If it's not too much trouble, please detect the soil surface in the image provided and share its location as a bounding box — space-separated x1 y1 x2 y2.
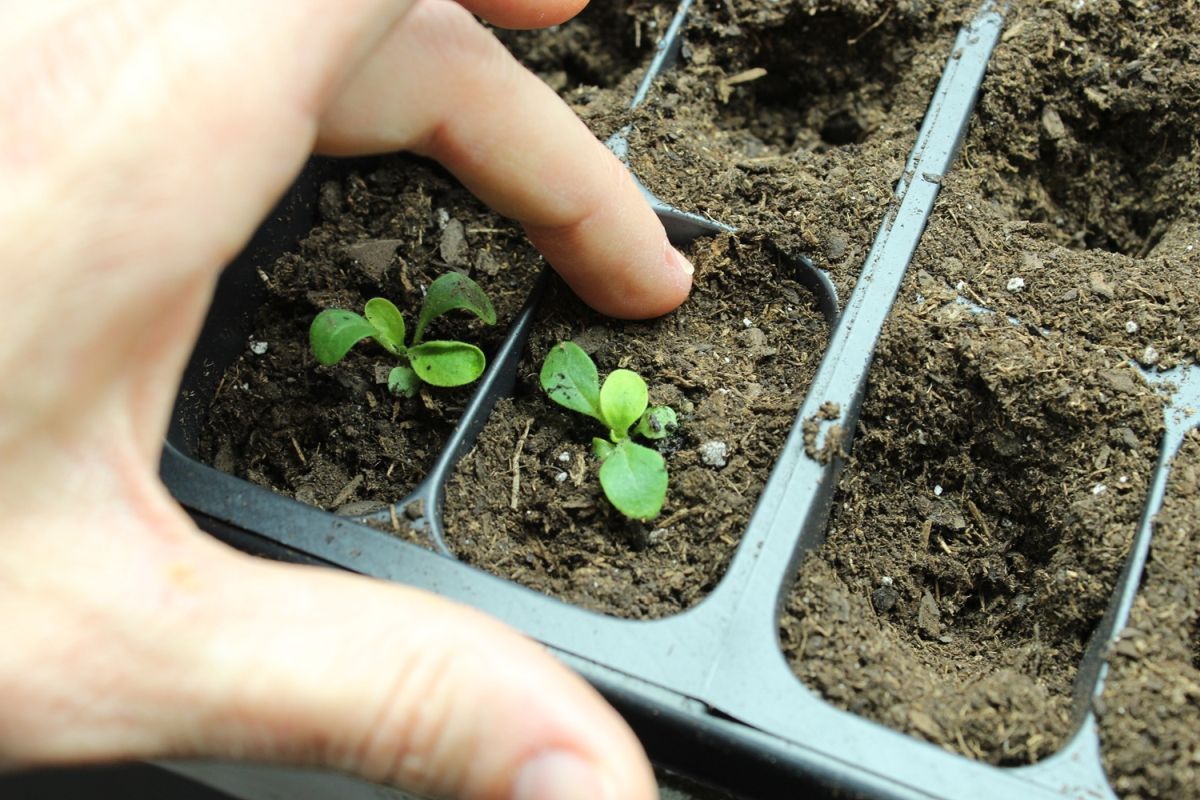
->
772 0 1195 767
778 0 1199 768
197 0 1200 777
1099 432 1200 800
197 158 545 512
441 236 828 618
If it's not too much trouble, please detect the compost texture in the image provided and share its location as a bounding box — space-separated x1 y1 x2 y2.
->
442 235 828 618
199 0 1200 774
197 159 544 512
1099 432 1200 800
775 0 1198 768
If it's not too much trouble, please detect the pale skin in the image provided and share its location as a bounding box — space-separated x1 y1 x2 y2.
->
0 2 694 799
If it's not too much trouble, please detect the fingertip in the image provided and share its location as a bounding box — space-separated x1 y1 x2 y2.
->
532 231 694 320
456 0 589 29
628 241 694 320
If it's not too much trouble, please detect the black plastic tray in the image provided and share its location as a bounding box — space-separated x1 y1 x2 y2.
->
162 2 1200 797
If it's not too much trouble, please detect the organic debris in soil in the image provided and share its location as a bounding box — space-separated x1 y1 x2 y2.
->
1100 432 1200 800
442 234 828 619
783 0 1198 766
783 297 1163 765
197 156 543 512
192 0 1200 772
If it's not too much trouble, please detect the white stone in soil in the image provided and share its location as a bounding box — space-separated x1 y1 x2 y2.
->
699 440 728 468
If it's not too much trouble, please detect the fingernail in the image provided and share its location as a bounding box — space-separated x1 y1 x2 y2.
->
666 242 695 276
513 751 612 800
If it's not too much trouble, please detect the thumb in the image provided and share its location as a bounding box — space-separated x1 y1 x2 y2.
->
184 551 657 800
1 497 654 800
175 552 654 800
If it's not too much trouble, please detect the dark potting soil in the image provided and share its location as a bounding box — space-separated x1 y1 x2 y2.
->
197 0 1200 775
440 235 828 618
780 0 1199 768
1099 432 1200 800
448 1 981 619
196 157 544 512
509 0 1200 768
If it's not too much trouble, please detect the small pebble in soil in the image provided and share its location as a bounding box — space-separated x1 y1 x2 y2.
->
1092 483 1108 496
872 585 899 614
743 317 753 328
1140 345 1161 366
555 472 568 483
825 233 848 261
1125 320 1139 334
248 340 269 355
439 218 469 267
1006 277 1026 292
918 591 942 639
934 484 943 496
557 451 571 463
1089 271 1116 299
699 440 728 468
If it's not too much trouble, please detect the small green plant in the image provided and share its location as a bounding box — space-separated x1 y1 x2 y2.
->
540 341 678 520
309 272 496 398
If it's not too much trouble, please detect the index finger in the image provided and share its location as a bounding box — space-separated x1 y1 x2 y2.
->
315 0 694 319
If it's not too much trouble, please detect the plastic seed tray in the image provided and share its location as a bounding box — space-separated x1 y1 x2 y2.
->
161 2 1200 797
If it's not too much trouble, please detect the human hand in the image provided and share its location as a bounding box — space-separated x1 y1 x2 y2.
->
0 1 684 798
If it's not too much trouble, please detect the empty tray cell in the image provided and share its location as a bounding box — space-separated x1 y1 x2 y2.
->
443 234 830 618
910 4 1199 370
781 0 1199 767
1100 431 1200 799
193 156 542 513
782 294 1164 764
696 1 974 149
618 0 982 287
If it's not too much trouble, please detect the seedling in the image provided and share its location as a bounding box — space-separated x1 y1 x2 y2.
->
309 272 496 398
540 341 678 520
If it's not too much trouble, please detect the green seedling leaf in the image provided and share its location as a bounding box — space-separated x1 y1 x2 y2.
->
599 369 648 439
364 297 406 355
598 440 668 520
387 365 420 398
407 341 487 387
636 406 678 440
310 309 377 366
540 341 603 422
413 272 497 344
540 341 680 520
